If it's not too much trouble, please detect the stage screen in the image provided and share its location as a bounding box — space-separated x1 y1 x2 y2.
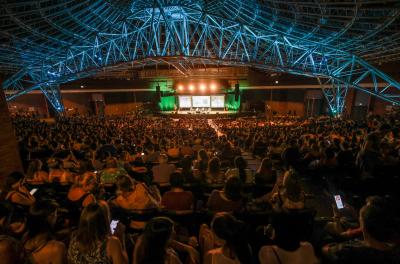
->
192 96 210 107
211 95 225 108
179 96 192 108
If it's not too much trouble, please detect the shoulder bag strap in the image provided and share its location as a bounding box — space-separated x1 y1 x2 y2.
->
271 247 283 264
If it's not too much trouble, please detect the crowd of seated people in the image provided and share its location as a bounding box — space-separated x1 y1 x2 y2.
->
0 112 399 263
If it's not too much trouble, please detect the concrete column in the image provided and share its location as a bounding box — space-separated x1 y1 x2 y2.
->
0 89 23 183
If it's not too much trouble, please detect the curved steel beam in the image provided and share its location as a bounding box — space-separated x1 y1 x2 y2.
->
2 2 400 114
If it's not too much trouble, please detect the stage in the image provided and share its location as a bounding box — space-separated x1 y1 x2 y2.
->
161 109 238 115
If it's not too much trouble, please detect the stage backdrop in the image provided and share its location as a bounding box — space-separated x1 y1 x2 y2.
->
225 93 241 111
159 95 176 111
159 94 240 111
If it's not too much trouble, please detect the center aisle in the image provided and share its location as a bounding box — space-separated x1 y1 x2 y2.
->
207 119 261 171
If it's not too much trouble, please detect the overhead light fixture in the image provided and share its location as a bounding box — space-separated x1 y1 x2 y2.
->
188 84 195 91
177 84 184 91
210 83 217 91
199 83 206 92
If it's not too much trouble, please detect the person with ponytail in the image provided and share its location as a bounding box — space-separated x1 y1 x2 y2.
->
133 217 181 264
204 212 252 264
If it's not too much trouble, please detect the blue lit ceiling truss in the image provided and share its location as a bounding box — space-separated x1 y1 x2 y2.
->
1 0 400 114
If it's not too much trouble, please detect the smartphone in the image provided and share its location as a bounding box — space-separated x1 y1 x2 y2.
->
30 188 38 195
334 195 344 209
110 220 119 234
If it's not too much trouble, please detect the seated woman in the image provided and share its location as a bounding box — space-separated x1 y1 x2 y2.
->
68 202 128 264
23 200 67 264
133 217 181 264
26 159 49 183
193 149 209 175
113 175 160 211
67 172 97 208
205 157 225 185
2 171 35 207
253 158 277 199
0 202 23 264
178 155 196 183
258 212 318 264
202 212 252 264
162 173 194 212
207 176 243 212
225 156 253 183
270 169 305 211
48 160 73 184
254 158 277 186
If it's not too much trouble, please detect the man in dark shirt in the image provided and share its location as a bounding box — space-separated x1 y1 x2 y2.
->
323 196 400 263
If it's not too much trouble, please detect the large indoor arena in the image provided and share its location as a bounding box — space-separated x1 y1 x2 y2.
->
1 1 400 263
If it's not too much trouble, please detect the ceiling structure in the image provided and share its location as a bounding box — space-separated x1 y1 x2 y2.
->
1 0 400 114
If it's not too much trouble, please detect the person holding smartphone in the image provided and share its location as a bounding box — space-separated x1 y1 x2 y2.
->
68 202 128 264
323 196 400 263
2 171 35 207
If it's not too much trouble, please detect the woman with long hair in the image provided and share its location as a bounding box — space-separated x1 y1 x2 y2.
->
179 155 195 183
270 169 305 211
133 217 181 264
206 157 224 184
204 212 252 264
194 149 209 174
67 202 128 264
2 171 35 207
0 202 23 264
225 156 252 183
67 172 97 208
23 199 66 264
207 176 243 212
255 158 277 186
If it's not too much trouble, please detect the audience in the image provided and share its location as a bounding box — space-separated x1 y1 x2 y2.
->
1 111 399 264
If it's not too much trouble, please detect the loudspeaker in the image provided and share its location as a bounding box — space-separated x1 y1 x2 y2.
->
156 85 161 102
234 83 240 101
